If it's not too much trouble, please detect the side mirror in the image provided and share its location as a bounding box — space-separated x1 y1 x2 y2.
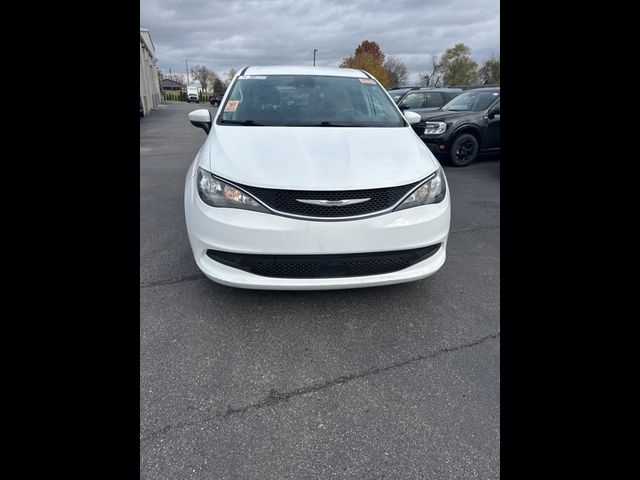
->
398 103 410 110
403 110 421 125
488 106 500 119
188 109 212 134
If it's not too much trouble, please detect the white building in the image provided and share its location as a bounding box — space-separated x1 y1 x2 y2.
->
140 28 161 116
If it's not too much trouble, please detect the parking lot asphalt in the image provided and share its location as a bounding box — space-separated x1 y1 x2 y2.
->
140 101 500 479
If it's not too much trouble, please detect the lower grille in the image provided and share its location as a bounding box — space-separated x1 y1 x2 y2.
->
206 244 441 279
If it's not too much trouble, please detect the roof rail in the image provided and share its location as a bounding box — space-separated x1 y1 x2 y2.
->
388 86 420 90
448 84 500 90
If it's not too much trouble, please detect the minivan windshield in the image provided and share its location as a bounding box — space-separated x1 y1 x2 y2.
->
441 90 499 112
218 74 406 127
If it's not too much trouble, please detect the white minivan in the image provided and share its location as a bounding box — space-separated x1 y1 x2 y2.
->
184 66 450 290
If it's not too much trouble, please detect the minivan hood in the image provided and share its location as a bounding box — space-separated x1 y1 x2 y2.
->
204 125 437 190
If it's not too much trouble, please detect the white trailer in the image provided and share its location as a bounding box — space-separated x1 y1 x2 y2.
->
187 85 199 103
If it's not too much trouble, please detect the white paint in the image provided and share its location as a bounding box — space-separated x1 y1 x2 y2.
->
403 111 422 124
188 109 212 124
183 67 451 289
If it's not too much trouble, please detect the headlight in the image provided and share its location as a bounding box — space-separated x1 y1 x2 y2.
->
197 168 269 213
395 167 446 211
423 122 446 135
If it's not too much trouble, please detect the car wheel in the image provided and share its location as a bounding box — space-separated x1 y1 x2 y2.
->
449 133 479 167
213 101 219 107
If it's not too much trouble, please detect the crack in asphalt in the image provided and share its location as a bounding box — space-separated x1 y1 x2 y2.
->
139 274 203 289
140 331 500 443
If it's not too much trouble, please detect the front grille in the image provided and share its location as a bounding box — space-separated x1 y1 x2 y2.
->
206 244 441 279
230 179 423 218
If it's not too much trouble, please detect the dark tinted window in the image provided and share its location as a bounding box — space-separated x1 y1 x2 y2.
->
400 92 423 109
443 92 462 102
387 88 412 102
442 91 500 111
423 93 444 108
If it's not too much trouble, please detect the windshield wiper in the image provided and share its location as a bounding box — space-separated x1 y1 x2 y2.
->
273 122 363 127
219 120 264 126
315 122 366 127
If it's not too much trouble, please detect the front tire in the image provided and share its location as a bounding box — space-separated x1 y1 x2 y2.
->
449 133 479 167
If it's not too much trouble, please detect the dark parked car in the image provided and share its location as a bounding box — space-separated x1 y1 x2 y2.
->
209 94 224 107
417 87 500 167
386 86 420 103
396 87 463 115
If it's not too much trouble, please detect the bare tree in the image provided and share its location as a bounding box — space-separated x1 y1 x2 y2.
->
225 68 239 87
190 65 214 92
383 56 409 88
168 74 186 85
420 52 442 87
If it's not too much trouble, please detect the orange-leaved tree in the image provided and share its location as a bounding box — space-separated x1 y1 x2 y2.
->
340 40 390 87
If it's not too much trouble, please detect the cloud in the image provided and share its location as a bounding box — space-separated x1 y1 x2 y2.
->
141 0 499 83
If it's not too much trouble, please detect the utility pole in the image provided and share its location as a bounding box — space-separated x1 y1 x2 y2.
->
186 59 189 85
313 49 317 66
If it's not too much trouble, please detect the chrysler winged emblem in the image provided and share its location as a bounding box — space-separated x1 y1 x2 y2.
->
296 198 371 207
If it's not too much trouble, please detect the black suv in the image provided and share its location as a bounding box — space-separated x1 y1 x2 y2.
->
396 87 463 114
387 86 420 103
417 87 500 167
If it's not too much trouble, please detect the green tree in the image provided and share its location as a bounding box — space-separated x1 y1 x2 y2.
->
340 40 390 87
212 77 225 95
384 56 408 88
479 56 500 84
209 72 221 93
439 43 479 86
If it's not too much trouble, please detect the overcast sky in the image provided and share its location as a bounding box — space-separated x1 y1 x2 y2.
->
141 0 499 84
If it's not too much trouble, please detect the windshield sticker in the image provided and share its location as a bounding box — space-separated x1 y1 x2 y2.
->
224 100 240 112
492 92 499 95
359 78 376 84
238 75 267 79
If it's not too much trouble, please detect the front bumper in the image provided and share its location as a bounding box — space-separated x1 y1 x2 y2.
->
184 172 451 290
420 134 449 156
